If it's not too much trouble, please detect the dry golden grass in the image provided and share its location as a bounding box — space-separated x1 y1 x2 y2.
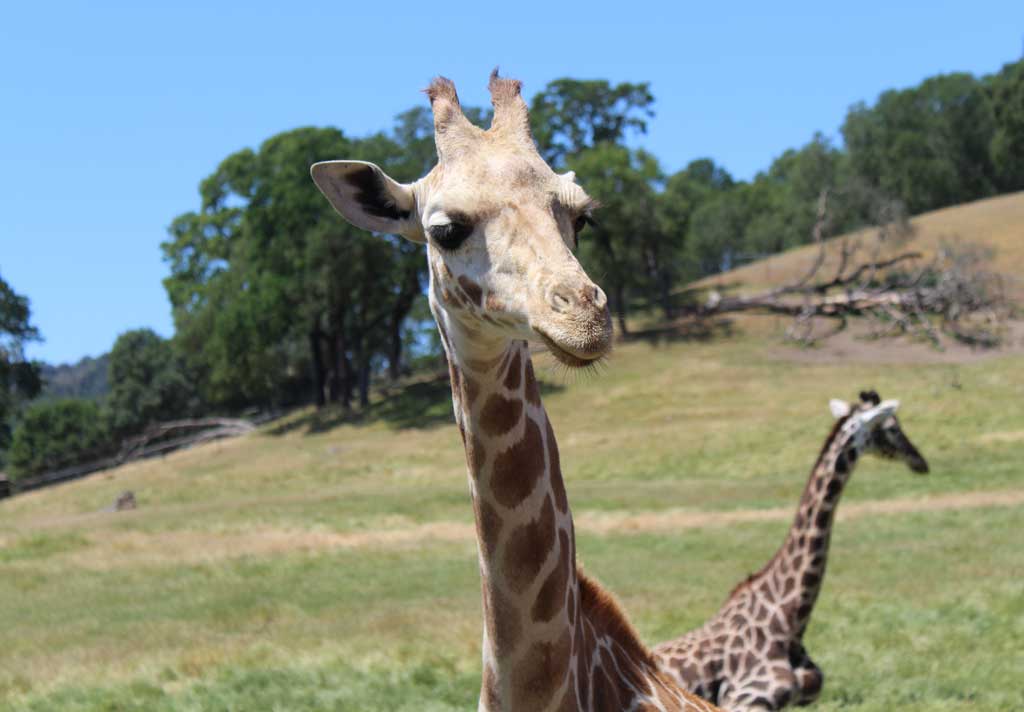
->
697 190 1024 295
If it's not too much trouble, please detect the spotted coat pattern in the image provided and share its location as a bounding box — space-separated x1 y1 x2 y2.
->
654 399 927 711
434 267 720 712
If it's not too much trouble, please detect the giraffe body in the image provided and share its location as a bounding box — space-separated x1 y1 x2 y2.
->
654 392 929 711
312 71 721 712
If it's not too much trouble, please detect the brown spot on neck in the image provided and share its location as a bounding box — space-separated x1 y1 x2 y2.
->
484 581 522 654
479 393 524 436
467 433 487 478
458 275 484 306
489 416 546 508
531 528 571 623
509 627 572 710
503 495 557 594
475 496 502 557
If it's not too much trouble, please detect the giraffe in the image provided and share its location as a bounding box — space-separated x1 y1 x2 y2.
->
654 390 929 711
311 71 721 712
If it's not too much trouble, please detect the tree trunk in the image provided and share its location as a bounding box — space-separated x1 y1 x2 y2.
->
387 262 422 382
659 269 675 320
337 328 353 411
613 282 629 336
309 328 327 408
388 317 403 382
358 351 371 408
326 328 341 404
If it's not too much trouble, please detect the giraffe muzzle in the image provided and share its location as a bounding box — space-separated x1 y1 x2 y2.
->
533 299 613 367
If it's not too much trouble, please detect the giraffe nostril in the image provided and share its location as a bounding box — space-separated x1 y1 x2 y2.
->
591 285 607 310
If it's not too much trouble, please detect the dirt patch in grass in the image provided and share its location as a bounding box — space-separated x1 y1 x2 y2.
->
55 522 476 571
977 429 1024 444
41 489 1024 570
578 488 1024 534
767 320 1024 366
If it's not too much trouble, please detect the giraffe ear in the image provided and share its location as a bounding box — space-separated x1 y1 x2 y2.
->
310 160 425 243
878 399 901 414
829 399 851 419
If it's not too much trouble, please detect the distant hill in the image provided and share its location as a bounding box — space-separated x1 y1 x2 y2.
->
39 354 110 401
696 191 1024 296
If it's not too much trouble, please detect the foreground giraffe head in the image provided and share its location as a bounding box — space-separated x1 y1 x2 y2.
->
311 71 612 368
828 390 930 473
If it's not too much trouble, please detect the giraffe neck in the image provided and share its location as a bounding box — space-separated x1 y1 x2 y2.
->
436 310 580 709
429 269 716 711
761 417 864 637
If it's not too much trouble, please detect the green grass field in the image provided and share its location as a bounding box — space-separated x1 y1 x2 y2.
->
2 325 1022 711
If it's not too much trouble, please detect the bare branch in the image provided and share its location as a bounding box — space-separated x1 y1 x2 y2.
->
690 193 1011 349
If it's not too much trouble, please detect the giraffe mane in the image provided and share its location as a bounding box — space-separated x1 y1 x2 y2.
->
726 547 787 598
724 413 854 600
810 412 853 473
577 567 656 667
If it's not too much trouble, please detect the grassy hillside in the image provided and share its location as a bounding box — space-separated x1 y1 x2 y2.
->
1 326 1022 710
698 190 1024 295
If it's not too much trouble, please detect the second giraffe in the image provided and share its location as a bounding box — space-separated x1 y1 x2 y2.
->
655 390 930 711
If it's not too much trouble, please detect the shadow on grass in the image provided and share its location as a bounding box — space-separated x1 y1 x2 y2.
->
267 371 564 436
624 317 736 347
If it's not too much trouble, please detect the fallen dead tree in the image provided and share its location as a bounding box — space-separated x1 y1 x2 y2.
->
690 192 1013 346
5 417 257 498
117 418 256 461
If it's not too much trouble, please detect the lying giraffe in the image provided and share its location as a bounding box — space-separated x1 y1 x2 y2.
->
655 391 929 711
312 72 720 711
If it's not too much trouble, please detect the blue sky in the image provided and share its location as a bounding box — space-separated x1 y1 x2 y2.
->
3 0 1022 365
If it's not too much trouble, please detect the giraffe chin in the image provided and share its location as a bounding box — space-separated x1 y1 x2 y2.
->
536 330 605 369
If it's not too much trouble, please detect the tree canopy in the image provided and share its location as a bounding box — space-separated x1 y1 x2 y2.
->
0 274 42 465
7 399 110 479
9 59 1024 481
106 329 196 439
530 79 655 167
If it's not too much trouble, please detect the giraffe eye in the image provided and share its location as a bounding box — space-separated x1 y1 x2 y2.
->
428 221 473 251
572 214 595 249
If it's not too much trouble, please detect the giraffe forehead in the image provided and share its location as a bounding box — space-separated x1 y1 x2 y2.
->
425 153 580 216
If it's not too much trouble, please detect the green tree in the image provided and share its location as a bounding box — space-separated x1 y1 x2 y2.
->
530 79 655 166
657 158 735 285
988 58 1024 191
686 188 752 275
106 329 196 439
739 134 854 257
165 127 355 408
163 115 458 411
568 143 662 332
8 399 111 478
842 73 997 214
0 274 42 464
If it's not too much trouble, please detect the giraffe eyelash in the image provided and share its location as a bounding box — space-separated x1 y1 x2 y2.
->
572 213 597 249
428 220 474 251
